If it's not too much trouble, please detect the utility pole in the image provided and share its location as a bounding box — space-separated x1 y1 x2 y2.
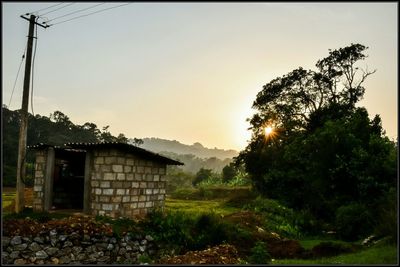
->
15 14 48 213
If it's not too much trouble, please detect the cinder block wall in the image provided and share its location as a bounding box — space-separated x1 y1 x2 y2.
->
33 150 47 211
90 148 167 218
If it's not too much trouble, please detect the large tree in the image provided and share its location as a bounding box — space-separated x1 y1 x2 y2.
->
235 44 396 225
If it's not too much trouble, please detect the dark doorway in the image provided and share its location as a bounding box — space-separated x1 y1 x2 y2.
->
52 149 86 210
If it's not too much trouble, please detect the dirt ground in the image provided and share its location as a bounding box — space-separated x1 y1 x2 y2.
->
156 244 242 264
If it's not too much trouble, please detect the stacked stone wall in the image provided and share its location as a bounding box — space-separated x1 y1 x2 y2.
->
90 149 167 218
33 150 47 212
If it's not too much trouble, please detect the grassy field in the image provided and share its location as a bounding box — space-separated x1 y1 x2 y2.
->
165 198 239 216
2 191 16 209
298 239 350 250
2 187 17 209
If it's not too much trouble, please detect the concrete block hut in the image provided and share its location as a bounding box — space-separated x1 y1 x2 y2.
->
29 142 183 218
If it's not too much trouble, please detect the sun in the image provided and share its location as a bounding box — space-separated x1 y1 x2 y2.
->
264 126 273 136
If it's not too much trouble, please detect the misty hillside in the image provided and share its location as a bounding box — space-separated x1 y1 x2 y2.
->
130 137 238 159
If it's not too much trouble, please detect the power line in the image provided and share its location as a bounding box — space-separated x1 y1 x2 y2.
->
40 3 76 16
48 3 130 26
45 3 106 23
8 44 27 108
27 2 65 15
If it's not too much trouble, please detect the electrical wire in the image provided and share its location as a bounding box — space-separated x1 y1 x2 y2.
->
45 3 106 23
48 3 130 26
8 44 27 108
40 2 76 16
27 2 65 15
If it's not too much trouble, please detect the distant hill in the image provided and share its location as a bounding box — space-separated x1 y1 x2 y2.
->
130 137 238 160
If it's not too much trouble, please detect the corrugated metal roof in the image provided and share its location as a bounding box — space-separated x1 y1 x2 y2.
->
28 143 64 149
29 142 183 165
27 143 86 153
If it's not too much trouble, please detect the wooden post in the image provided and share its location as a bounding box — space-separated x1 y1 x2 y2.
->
15 15 35 213
43 147 55 211
83 151 92 214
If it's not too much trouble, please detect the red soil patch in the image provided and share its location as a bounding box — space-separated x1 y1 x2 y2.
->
3 215 114 237
157 244 242 264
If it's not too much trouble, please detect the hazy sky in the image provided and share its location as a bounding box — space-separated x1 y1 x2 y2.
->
2 2 398 151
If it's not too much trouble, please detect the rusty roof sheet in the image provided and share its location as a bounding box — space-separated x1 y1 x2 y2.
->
29 142 183 165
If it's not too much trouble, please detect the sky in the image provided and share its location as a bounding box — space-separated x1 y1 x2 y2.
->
2 2 398 151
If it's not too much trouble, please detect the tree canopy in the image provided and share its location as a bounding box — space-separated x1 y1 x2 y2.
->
234 44 397 235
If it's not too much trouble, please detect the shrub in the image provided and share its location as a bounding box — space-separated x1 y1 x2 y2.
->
335 203 374 241
140 210 238 254
198 175 223 187
138 254 152 264
243 196 302 238
294 209 325 236
193 168 214 186
373 188 397 243
248 241 271 264
191 213 235 250
140 210 195 253
227 175 251 186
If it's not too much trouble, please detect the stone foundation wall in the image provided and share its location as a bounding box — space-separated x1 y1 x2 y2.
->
90 149 167 218
33 150 47 212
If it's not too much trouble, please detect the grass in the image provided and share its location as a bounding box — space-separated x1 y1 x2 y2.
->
2 192 16 209
272 244 398 265
3 207 70 221
298 239 350 250
165 198 239 216
170 186 252 200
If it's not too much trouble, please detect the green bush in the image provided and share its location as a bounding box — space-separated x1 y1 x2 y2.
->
140 210 237 254
293 209 325 236
243 196 302 238
140 210 195 253
198 175 223 187
138 254 152 264
373 188 397 243
191 213 235 250
227 175 251 186
165 170 194 193
335 203 374 241
248 241 271 264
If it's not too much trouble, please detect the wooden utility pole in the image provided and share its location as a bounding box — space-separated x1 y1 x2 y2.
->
15 14 36 213
15 14 48 213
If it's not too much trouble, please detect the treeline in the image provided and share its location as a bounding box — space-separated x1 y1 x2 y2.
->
2 106 130 186
158 151 232 174
139 138 238 159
